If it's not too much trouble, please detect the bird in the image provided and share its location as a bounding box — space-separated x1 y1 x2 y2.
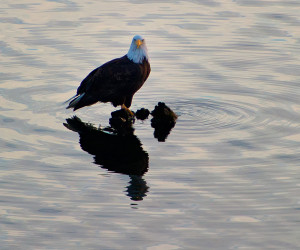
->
66 35 151 114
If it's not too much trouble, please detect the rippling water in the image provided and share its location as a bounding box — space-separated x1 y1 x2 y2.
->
1 0 300 249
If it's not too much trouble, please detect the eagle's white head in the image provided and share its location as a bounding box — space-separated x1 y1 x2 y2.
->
127 35 149 64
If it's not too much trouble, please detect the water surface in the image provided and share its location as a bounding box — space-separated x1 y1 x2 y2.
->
1 0 300 249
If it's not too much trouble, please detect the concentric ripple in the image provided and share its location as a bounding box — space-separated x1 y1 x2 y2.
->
175 98 266 134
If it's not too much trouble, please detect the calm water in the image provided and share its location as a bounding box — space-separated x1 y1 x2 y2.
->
1 0 300 249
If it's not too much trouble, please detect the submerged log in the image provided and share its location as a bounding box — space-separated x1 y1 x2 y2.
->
135 108 150 120
150 102 178 142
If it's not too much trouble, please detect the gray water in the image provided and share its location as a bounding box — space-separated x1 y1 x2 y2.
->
1 1 300 249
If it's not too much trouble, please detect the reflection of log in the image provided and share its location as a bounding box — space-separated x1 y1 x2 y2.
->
64 116 148 176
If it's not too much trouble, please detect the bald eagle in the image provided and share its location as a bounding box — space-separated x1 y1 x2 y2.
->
66 35 151 112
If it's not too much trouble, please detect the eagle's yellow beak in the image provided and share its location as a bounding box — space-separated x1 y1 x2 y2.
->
135 39 142 48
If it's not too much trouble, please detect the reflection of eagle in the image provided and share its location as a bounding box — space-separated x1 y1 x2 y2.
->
66 35 151 112
64 116 149 176
64 116 149 200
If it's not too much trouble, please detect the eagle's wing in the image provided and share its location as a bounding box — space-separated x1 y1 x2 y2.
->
67 55 148 110
77 56 141 101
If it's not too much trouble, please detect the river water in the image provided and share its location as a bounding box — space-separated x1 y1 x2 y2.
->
1 0 300 249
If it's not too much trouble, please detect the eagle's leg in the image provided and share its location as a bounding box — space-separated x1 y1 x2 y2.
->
121 104 134 117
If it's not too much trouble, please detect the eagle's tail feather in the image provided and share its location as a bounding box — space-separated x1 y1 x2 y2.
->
66 93 85 109
64 94 78 104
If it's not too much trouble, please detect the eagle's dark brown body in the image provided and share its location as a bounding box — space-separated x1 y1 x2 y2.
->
68 55 151 111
